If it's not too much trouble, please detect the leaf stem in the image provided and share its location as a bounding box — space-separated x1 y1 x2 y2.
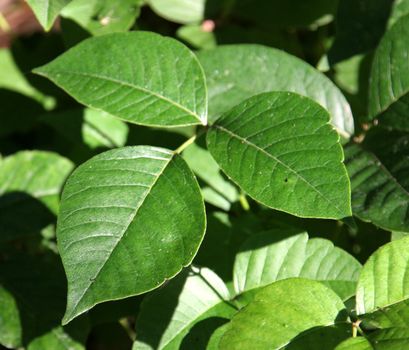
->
239 192 250 211
352 320 362 337
175 126 208 154
175 134 197 154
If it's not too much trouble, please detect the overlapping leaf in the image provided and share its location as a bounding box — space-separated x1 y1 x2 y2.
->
356 237 409 327
148 0 205 24
27 0 72 31
198 44 354 137
61 0 143 36
133 267 235 350
57 146 206 324
234 229 361 300
369 14 409 131
207 92 351 219
344 143 409 232
220 278 348 349
34 32 208 127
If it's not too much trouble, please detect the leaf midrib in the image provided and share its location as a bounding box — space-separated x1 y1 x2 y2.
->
213 124 348 218
38 70 204 124
64 152 174 323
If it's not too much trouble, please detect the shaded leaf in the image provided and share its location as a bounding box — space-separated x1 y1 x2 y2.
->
133 267 236 350
368 14 409 130
198 44 354 137
57 146 206 323
34 32 208 127
207 92 351 219
0 254 89 349
344 143 409 233
328 0 392 64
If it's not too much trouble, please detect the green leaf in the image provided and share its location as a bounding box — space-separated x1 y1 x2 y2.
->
328 0 392 64
234 229 362 301
133 267 236 350
177 25 217 50
148 0 205 24
183 140 238 211
198 44 354 138
344 144 409 233
335 337 372 350
368 328 409 349
361 299 409 328
0 151 73 243
207 92 352 220
57 146 206 324
0 254 89 349
0 151 73 214
207 324 229 350
40 108 129 150
220 278 348 350
61 0 143 36
368 14 409 130
34 32 208 127
388 0 409 28
356 237 409 317
229 0 338 29
0 48 51 107
26 0 72 31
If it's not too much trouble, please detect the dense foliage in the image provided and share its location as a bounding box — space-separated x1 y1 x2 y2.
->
1 0 409 349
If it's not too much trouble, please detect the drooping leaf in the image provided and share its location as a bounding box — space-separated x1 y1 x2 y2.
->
133 267 236 350
234 229 361 301
0 254 89 349
206 92 352 220
368 14 409 130
198 44 354 137
177 25 217 50
344 143 409 233
328 0 392 64
57 146 206 324
61 0 143 36
356 237 409 319
149 0 205 24
220 278 348 349
34 32 208 127
26 0 72 31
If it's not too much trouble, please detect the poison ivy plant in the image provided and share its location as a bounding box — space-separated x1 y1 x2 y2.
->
3 2 409 349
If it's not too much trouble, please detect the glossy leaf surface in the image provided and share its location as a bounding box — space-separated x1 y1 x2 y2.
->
57 146 206 323
207 92 351 219
34 32 208 127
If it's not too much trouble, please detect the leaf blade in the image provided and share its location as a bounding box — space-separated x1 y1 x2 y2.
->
207 92 351 219
57 146 206 324
34 32 208 127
